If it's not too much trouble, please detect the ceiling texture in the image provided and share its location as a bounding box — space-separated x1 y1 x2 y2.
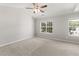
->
0 3 79 17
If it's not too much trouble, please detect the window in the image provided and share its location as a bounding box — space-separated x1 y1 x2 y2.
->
40 21 53 33
47 22 53 33
68 20 79 36
41 22 46 32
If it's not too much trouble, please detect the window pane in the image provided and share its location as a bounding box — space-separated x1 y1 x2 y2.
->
40 21 53 33
41 27 46 32
47 21 53 33
47 27 52 33
41 22 46 32
47 22 52 26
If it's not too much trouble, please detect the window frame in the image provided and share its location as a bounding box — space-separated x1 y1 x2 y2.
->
40 21 53 34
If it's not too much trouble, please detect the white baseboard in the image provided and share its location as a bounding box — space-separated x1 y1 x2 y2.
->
38 37 79 44
0 36 34 47
50 38 79 44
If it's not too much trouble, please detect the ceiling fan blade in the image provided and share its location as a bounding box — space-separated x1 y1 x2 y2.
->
40 5 47 8
40 9 44 13
33 11 35 13
32 3 36 6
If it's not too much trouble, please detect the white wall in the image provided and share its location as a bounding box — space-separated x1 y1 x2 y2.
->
34 12 79 43
34 16 66 39
0 6 34 45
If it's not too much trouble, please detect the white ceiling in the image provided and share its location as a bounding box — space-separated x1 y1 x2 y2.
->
0 3 79 17
0 3 32 8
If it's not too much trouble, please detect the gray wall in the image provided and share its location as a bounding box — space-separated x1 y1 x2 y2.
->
0 6 34 45
34 12 79 43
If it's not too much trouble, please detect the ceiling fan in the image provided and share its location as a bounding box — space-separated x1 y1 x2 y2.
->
26 3 47 13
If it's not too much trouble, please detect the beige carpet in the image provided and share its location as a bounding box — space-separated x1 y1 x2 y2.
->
0 37 79 56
